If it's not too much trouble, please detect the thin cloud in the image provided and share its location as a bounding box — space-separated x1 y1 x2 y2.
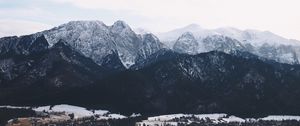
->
1 0 300 40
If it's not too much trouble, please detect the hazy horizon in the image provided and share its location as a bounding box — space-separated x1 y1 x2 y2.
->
0 0 299 40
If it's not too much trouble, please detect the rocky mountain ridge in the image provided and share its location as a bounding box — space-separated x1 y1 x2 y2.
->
1 20 300 117
158 24 300 64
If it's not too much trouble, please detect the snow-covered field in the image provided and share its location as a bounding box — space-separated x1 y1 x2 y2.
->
260 115 300 121
143 113 300 124
2 104 300 122
0 105 30 109
147 113 244 123
138 114 247 126
33 104 108 119
222 115 245 123
33 104 129 119
1 104 130 120
148 113 227 122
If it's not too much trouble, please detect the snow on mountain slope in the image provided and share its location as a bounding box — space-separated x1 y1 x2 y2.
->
172 32 245 55
173 32 199 54
158 24 300 47
241 29 299 46
37 21 116 66
158 24 300 64
109 20 141 67
214 27 245 42
31 20 163 68
2 20 300 67
138 33 163 59
157 24 216 48
201 34 245 53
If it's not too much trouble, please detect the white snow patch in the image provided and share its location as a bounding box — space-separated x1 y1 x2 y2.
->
0 105 31 109
136 120 178 126
98 114 127 120
222 115 245 123
33 104 120 119
148 114 185 121
107 113 127 119
94 110 109 115
33 104 95 118
1 104 126 120
194 113 227 121
260 115 300 121
148 113 227 122
130 113 142 117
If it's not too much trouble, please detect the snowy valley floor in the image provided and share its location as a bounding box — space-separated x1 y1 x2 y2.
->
1 104 300 126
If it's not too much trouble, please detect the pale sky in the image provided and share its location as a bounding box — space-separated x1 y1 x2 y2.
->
0 0 300 40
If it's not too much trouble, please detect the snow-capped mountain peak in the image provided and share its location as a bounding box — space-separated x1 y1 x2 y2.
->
214 27 244 41
64 20 107 27
157 24 300 64
32 20 164 68
112 20 128 28
157 24 215 46
40 20 110 47
110 20 134 35
157 24 300 46
173 32 199 54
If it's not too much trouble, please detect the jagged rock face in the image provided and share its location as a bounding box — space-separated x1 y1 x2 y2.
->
138 34 164 59
170 33 300 64
35 20 163 68
173 32 199 54
202 35 245 53
173 34 245 55
109 21 141 67
39 21 116 66
256 44 300 64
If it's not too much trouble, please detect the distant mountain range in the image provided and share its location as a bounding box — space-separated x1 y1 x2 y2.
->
1 20 300 117
157 24 300 64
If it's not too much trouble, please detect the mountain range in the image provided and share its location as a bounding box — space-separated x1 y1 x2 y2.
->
157 24 300 64
1 20 300 117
